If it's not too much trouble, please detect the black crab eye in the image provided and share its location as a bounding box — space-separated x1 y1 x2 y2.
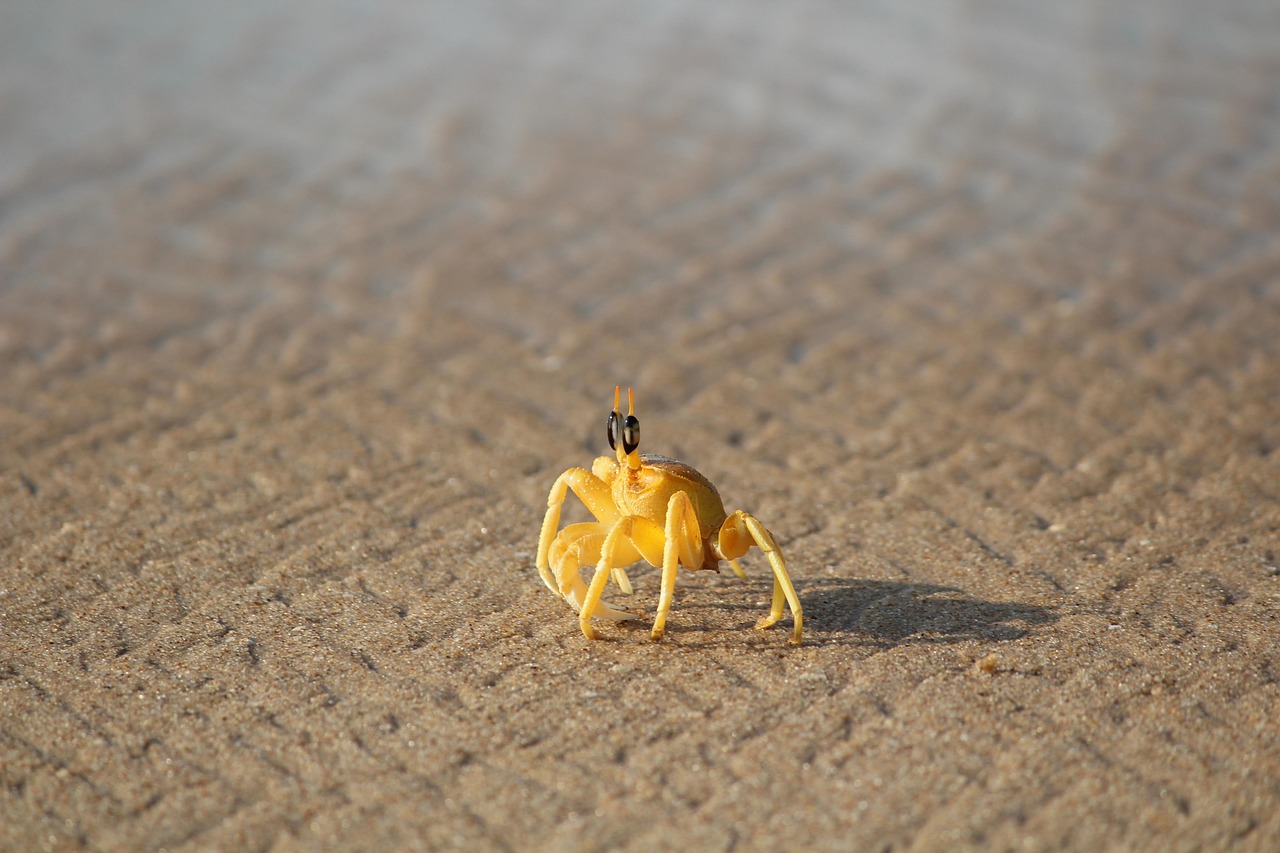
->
607 410 621 451
622 415 640 455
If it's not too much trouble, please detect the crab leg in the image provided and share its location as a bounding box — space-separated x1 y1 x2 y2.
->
549 524 637 621
552 523 634 595
651 491 704 641
579 515 665 640
718 511 804 644
536 466 620 593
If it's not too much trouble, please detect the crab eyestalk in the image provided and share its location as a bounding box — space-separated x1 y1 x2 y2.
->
610 386 642 469
622 387 641 470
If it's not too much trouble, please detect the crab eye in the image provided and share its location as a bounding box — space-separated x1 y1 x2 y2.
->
607 410 621 451
622 415 640 455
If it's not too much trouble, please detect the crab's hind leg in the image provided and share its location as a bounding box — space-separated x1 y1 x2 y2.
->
718 511 803 644
611 567 634 595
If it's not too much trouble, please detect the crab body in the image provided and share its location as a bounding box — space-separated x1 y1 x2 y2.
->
535 387 803 643
603 454 725 570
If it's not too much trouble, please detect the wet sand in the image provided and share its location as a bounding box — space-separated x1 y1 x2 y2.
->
2 2 1279 850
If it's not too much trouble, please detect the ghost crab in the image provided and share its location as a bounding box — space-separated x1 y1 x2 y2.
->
535 387 803 643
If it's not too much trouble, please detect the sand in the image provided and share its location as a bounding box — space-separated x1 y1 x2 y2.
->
2 2 1279 850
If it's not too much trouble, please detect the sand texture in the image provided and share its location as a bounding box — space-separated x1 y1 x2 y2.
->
2 2 1279 851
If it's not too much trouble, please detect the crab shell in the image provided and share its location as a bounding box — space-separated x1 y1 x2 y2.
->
598 453 727 571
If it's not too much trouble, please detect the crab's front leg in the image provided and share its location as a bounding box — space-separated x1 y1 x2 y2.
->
718 511 804 644
548 523 639 621
536 465 620 593
651 491 704 641
580 516 665 640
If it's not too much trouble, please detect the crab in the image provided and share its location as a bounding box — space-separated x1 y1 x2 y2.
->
535 387 803 644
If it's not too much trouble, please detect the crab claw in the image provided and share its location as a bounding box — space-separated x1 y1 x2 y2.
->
547 524 639 621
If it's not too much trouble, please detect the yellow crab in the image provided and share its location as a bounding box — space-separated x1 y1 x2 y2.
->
535 387 803 643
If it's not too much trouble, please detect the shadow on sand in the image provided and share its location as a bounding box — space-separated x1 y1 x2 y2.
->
594 572 1059 649
795 576 1059 646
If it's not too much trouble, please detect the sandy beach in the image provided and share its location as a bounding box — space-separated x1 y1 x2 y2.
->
2 2 1279 850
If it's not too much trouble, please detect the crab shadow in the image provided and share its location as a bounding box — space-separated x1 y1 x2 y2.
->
646 574 1059 648
791 576 1059 646
590 569 1059 649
